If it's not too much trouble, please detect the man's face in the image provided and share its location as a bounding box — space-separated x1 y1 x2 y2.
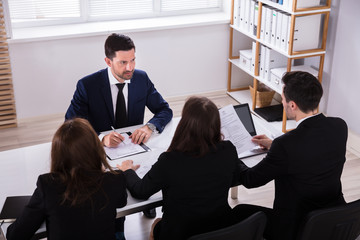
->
281 91 295 120
106 48 135 82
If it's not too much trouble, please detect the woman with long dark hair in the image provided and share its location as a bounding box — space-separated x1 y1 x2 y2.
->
118 96 239 240
7 118 127 240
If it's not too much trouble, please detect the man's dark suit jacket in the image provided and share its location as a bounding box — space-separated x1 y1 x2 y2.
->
6 171 127 240
65 68 173 133
236 114 348 239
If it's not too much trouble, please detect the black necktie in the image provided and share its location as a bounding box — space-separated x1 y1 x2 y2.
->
115 83 127 128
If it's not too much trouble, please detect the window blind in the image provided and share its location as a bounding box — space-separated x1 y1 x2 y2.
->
161 0 221 12
7 0 222 28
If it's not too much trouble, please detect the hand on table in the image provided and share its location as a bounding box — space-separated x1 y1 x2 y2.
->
117 160 140 172
102 131 125 148
129 125 152 144
252 134 272 150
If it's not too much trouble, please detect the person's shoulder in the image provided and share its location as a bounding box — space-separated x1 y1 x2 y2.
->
325 116 348 131
132 69 150 81
78 69 107 85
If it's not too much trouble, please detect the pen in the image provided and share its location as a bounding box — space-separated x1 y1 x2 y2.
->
111 126 124 143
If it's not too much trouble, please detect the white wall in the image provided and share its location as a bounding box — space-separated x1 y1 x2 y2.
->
8 24 230 119
323 0 360 134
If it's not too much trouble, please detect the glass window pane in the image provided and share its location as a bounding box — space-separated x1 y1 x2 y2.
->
89 0 153 17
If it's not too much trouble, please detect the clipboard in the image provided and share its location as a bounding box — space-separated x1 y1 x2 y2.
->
104 132 150 160
0 196 31 223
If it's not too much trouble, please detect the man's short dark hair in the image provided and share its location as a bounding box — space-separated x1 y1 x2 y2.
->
282 71 323 113
104 33 135 60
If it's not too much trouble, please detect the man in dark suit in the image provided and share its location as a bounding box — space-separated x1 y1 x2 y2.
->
65 33 172 148
234 71 348 240
65 33 172 219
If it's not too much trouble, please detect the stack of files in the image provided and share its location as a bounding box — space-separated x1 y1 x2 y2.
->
259 44 288 82
259 2 322 53
266 0 321 10
234 0 258 37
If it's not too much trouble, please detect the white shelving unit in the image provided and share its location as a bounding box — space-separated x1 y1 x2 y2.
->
227 0 331 133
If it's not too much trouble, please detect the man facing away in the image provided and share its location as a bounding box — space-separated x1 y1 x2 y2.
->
234 71 348 240
65 33 173 221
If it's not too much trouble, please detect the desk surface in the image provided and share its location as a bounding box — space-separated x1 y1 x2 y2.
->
0 114 277 238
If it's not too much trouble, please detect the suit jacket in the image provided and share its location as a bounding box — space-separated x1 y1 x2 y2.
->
124 141 240 240
237 114 348 239
6 171 127 240
65 68 173 134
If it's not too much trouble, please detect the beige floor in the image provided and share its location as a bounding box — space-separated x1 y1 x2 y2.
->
1 91 360 240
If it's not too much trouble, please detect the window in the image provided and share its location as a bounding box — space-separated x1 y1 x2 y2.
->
7 0 222 28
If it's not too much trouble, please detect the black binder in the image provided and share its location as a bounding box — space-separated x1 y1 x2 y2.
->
0 196 31 223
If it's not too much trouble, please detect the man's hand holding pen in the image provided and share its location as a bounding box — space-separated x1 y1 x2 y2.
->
102 126 125 148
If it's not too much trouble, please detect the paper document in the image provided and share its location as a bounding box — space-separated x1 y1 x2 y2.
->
104 132 150 160
219 105 257 156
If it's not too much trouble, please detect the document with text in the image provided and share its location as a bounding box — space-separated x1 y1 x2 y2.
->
104 132 150 160
219 105 257 157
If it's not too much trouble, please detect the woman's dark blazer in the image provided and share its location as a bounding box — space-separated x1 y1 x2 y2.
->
7 171 127 240
124 141 240 240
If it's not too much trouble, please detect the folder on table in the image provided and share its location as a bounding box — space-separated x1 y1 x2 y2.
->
0 196 31 223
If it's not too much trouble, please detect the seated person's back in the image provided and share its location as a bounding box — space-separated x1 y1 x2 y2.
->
7 118 127 240
118 96 240 240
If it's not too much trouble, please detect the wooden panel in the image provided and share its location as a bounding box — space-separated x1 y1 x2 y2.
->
0 2 17 128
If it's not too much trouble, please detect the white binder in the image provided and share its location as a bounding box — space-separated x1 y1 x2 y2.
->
244 0 251 33
249 0 255 35
260 6 266 41
275 11 283 49
240 0 246 30
264 47 288 81
253 3 259 36
264 6 273 44
270 9 278 46
280 13 290 52
259 44 266 80
293 14 322 51
251 41 257 74
233 0 240 27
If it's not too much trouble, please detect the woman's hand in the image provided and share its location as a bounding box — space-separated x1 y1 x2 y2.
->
116 160 140 171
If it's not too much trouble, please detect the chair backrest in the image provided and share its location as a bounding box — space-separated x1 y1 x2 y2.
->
187 211 267 240
297 199 360 240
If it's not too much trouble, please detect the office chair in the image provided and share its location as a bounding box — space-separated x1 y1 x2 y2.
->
187 211 267 240
296 199 360 240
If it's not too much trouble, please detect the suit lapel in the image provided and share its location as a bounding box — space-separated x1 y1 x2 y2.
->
100 70 115 124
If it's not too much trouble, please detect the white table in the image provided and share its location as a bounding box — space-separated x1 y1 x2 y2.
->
0 114 278 238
